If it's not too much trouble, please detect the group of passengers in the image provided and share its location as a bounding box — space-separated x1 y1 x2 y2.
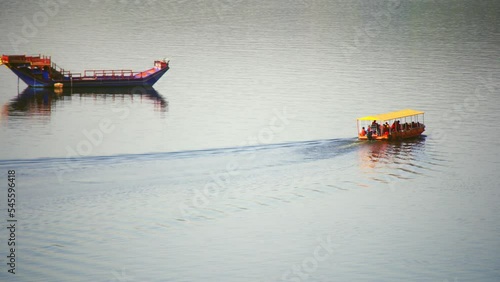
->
360 120 423 137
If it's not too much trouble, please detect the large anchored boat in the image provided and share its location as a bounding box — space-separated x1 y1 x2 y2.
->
1 54 169 88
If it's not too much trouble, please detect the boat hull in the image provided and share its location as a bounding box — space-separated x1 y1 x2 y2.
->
7 65 169 88
358 127 425 141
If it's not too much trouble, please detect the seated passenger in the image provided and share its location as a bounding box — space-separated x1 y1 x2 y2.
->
360 127 366 136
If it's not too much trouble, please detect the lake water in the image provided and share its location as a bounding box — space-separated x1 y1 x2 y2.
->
0 0 499 281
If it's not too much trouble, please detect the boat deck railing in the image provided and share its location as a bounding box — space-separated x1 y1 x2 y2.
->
1 54 51 65
27 55 51 66
61 68 159 79
49 63 143 80
83 69 134 78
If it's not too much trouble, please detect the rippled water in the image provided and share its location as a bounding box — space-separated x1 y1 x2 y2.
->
0 0 499 281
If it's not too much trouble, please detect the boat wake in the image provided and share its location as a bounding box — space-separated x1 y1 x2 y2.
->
0 138 361 169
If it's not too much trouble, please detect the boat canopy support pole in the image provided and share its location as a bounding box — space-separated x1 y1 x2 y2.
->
356 119 359 137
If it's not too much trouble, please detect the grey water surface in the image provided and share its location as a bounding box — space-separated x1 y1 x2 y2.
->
0 0 499 281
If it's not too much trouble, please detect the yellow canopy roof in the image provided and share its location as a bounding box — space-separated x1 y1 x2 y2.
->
357 109 424 121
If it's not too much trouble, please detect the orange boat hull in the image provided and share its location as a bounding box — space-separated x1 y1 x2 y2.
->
358 127 425 141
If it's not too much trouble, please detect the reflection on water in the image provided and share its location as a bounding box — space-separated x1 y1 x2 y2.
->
1 86 168 119
0 85 171 159
357 137 433 187
359 137 427 166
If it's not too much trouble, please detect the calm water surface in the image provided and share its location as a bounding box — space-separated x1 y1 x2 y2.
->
0 0 499 281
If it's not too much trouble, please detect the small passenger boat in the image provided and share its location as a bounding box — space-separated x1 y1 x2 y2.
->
1 54 169 88
357 109 425 140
